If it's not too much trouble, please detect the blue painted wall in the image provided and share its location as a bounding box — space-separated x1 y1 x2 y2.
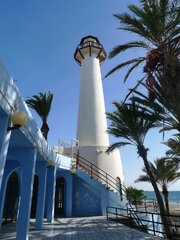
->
72 174 101 216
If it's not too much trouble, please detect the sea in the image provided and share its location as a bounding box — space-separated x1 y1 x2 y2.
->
144 191 180 204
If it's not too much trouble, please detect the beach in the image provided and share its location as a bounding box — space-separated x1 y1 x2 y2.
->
170 203 180 215
169 203 180 228
136 201 180 224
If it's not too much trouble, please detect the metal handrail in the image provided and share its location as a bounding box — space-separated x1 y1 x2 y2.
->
126 202 144 227
106 206 180 239
78 41 102 49
73 153 127 201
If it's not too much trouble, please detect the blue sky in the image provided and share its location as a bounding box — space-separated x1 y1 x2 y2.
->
0 0 179 191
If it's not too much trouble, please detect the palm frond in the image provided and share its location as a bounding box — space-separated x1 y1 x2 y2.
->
135 174 150 183
26 91 53 122
109 41 150 59
106 142 132 153
114 13 156 45
123 60 145 83
105 57 145 79
107 100 160 149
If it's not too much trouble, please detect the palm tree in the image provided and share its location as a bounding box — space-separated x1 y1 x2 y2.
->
126 186 146 205
26 91 53 140
105 0 179 101
106 100 172 237
136 157 180 214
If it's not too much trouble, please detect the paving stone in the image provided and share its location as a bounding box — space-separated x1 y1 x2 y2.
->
0 216 162 240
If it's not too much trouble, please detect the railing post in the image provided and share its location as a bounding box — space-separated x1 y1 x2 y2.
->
116 208 117 220
119 183 123 201
76 148 79 168
106 207 108 220
90 164 93 178
126 204 129 217
152 213 155 236
106 173 108 189
129 209 133 227
145 201 147 215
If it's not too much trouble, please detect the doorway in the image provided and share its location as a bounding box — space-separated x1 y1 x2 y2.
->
2 172 19 224
30 175 39 218
55 177 65 217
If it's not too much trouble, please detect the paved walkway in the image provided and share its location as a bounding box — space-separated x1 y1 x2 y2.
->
0 216 162 240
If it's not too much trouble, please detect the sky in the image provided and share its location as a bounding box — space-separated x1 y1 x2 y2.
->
0 0 179 191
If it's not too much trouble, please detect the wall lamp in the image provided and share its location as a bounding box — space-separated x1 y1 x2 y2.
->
71 163 77 174
7 112 27 131
47 159 54 168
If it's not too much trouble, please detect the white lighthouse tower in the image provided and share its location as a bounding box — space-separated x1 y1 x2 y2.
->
74 36 124 183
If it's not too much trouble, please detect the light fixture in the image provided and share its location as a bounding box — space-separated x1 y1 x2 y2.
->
47 159 54 168
71 161 77 174
7 112 27 131
96 148 103 153
71 167 77 174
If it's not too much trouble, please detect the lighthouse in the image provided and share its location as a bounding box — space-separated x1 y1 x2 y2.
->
74 36 124 183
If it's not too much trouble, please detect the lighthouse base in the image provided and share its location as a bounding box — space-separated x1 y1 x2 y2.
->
78 145 124 186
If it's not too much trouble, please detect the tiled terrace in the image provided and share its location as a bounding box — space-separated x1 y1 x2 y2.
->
0 216 162 240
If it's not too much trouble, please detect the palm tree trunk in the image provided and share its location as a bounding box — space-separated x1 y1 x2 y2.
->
41 122 49 140
163 186 170 215
137 144 172 238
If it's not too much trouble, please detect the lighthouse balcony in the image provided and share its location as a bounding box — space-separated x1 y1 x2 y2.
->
74 36 106 65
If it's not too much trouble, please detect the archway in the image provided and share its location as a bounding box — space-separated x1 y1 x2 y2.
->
30 175 39 218
2 171 19 224
55 177 65 217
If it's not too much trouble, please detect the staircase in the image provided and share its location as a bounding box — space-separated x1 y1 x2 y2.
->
71 153 128 212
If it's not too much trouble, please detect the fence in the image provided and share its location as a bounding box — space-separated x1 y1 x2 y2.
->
106 206 180 239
